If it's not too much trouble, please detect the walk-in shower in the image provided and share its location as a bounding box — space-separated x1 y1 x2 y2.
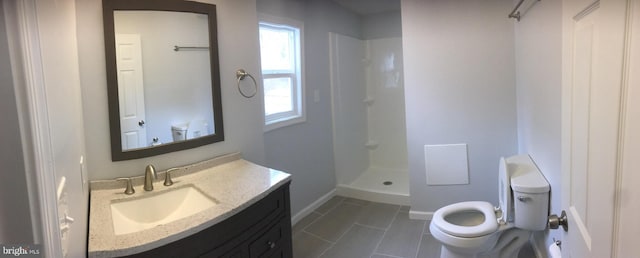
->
330 32 409 205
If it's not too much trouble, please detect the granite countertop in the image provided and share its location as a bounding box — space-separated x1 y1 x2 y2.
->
87 153 291 258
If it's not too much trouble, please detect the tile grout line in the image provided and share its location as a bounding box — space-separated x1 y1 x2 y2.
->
372 253 405 258
298 212 324 234
315 197 346 216
413 217 429 258
354 222 391 231
297 198 343 258
301 230 336 245
371 205 403 257
317 223 357 257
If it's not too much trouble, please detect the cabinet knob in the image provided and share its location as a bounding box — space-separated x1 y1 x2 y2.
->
267 241 275 249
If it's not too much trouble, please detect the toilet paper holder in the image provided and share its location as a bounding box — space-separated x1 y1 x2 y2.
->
548 210 568 231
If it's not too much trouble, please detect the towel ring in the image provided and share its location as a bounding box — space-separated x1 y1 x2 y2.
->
236 69 258 98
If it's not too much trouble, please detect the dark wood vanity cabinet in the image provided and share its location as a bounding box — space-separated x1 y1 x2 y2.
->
122 183 292 258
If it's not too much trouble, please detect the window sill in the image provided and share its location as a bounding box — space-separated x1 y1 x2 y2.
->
264 115 306 132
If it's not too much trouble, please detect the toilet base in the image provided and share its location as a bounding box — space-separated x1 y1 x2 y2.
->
438 229 531 258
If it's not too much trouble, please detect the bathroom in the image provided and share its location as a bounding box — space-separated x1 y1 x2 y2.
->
1 0 638 257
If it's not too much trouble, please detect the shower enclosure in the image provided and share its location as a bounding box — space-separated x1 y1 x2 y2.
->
330 32 409 205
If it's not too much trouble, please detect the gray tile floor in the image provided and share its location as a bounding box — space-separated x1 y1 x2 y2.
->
291 196 537 258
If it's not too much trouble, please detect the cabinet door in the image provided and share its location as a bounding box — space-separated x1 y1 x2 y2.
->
266 248 285 258
249 219 290 258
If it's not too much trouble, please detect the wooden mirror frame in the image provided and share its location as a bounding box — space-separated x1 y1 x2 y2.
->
103 0 224 161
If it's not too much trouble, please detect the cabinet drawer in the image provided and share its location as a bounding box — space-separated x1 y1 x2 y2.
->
249 220 286 258
243 188 286 230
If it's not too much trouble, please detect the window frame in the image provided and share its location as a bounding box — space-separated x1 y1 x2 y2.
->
258 15 305 132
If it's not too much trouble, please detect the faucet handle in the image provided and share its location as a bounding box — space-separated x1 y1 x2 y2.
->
164 168 178 186
116 178 135 195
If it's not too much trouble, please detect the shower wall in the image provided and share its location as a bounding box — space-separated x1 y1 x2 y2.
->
330 33 369 185
330 32 407 185
365 37 407 170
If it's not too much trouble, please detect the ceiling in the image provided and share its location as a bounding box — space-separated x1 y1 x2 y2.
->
331 0 400 15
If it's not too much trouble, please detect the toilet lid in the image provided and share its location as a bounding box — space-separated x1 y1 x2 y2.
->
432 201 498 238
499 157 513 223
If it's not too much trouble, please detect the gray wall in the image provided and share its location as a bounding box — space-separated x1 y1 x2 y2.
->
77 0 267 180
362 10 402 40
402 0 518 212
514 0 562 252
0 4 34 244
257 0 362 215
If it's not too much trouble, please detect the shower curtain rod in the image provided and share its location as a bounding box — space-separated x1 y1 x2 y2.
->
173 45 209 51
508 0 541 22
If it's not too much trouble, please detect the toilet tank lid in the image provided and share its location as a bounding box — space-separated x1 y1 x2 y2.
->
508 155 550 194
171 123 189 130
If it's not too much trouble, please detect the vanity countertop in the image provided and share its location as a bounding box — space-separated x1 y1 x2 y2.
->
87 153 291 258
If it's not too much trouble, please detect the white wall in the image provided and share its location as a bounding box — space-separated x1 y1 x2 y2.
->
402 0 518 212
0 4 34 244
114 11 214 145
76 0 266 180
514 0 562 253
257 0 361 215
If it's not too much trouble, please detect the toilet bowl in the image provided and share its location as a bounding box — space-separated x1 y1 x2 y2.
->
429 155 549 258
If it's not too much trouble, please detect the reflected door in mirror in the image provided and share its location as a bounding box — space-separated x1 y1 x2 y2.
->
115 34 147 149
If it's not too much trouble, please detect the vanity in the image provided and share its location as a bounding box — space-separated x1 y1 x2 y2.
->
91 0 293 256
88 153 293 258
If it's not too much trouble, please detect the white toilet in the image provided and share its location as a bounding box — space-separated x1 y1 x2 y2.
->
429 155 550 258
171 124 189 142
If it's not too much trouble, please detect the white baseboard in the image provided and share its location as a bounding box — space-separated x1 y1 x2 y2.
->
291 189 336 225
409 210 434 220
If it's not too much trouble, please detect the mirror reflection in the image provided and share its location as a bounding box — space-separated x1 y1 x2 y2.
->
113 11 215 151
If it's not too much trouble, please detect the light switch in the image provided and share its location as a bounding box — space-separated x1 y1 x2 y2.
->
313 89 320 103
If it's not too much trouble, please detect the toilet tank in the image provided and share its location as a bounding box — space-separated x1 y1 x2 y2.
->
507 155 550 231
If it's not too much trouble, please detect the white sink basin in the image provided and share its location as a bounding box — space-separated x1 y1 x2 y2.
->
110 185 218 235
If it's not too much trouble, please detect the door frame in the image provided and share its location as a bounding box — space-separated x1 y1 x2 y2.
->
613 0 639 256
3 0 62 257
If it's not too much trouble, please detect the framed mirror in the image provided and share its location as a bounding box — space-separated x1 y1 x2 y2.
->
103 0 223 161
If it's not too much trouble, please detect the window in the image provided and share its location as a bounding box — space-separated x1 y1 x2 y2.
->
259 17 304 131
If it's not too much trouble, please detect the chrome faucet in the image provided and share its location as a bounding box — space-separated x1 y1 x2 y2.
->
144 164 157 191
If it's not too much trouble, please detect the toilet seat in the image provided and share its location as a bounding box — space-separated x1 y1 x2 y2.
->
432 201 498 238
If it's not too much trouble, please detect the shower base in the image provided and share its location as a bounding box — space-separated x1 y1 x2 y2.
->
336 167 409 205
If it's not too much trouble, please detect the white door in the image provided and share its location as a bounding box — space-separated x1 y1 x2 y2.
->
115 34 147 150
561 0 629 257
